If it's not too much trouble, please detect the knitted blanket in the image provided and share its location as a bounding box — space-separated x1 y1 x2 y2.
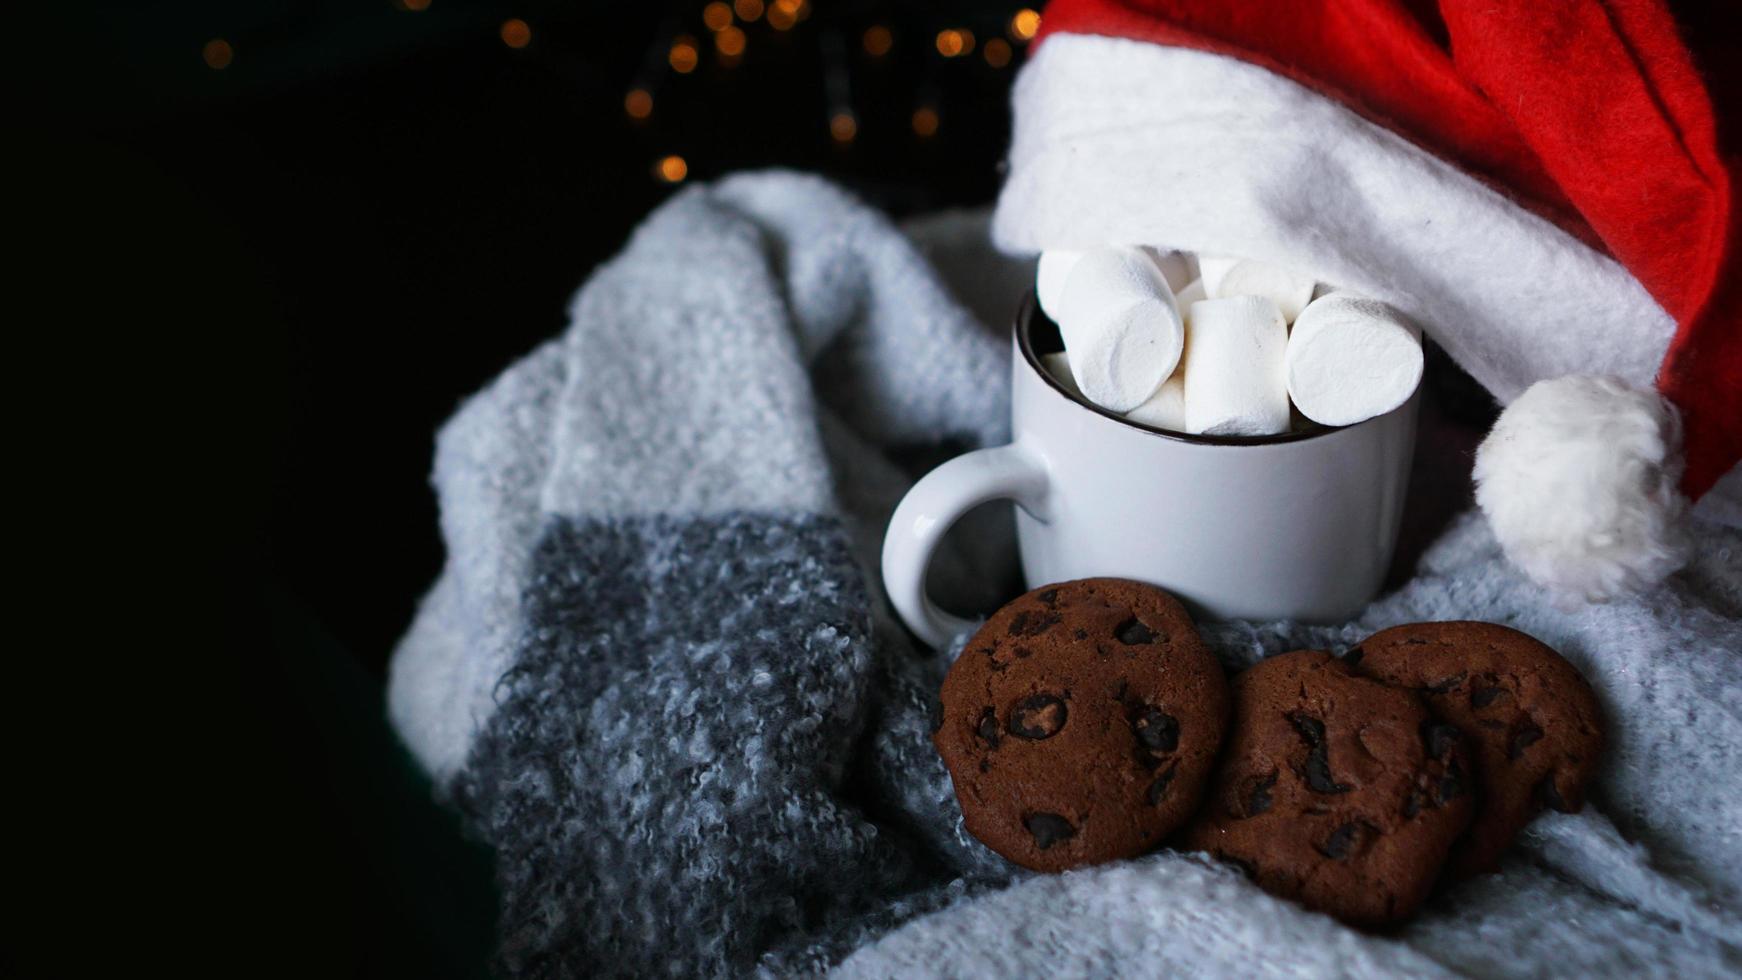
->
388 172 1742 978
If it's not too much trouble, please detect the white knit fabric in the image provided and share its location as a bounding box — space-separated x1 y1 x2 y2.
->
388 181 1742 973
389 173 1014 781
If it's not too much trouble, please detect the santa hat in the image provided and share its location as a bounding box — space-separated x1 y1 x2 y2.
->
993 0 1741 601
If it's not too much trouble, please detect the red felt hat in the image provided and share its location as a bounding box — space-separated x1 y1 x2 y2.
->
995 0 1741 600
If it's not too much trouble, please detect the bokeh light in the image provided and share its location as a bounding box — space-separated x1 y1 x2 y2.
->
624 88 653 120
983 38 1012 67
912 106 940 138
702 2 732 31
655 155 689 183
670 36 700 73
500 19 531 49
767 0 803 30
733 0 764 22
203 38 233 70
715 26 746 57
935 29 974 57
830 112 857 144
862 26 893 57
1010 9 1042 41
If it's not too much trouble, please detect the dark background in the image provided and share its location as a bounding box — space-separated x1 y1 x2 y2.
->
24 2 1036 976
38 2 1731 975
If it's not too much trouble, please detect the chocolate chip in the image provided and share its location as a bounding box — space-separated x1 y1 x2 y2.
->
1146 765 1177 806
976 708 1001 748
1009 694 1068 739
1508 722 1543 760
1024 812 1076 849
1317 821 1370 860
1402 789 1426 818
1132 706 1180 752
1341 647 1365 666
1073 628 1089 641
1289 713 1351 794
1243 773 1278 817
1470 685 1507 708
1288 713 1326 746
1038 588 1059 607
1304 749 1352 794
1424 672 1467 694
1422 721 1461 761
1008 610 1059 637
1114 617 1158 645
1435 760 1466 804
1538 775 1570 812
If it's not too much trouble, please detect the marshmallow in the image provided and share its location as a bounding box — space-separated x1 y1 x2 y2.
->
1174 277 1206 309
1211 258 1317 322
1040 351 1082 398
1126 371 1185 430
1197 255 1240 298
1144 248 1198 294
1040 248 1193 318
1053 247 1185 413
1285 293 1423 426
1124 277 1197 431
1183 296 1290 436
1035 250 1083 321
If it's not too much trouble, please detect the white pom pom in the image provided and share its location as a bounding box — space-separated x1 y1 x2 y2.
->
1474 375 1689 602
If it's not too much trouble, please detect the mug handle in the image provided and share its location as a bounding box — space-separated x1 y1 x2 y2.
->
881 443 1051 649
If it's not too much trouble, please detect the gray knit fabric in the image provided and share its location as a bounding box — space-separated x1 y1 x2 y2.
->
389 172 1742 978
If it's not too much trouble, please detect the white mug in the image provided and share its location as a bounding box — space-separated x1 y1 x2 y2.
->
882 294 1418 648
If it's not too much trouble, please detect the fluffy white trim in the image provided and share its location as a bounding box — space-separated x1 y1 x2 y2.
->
1474 376 1688 601
994 34 1675 403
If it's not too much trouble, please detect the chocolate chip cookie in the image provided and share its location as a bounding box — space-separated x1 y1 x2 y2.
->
1180 650 1474 926
1346 621 1604 876
934 578 1230 872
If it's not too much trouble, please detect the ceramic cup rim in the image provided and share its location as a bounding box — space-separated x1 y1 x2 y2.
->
1016 289 1405 447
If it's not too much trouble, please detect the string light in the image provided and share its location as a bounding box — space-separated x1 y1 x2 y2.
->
669 35 700 73
500 18 531 49
202 38 233 70
715 26 746 57
935 29 974 58
1010 9 1041 42
862 26 892 57
655 155 689 184
912 106 940 138
625 88 653 120
829 111 857 144
702 1 733 31
616 7 1009 165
